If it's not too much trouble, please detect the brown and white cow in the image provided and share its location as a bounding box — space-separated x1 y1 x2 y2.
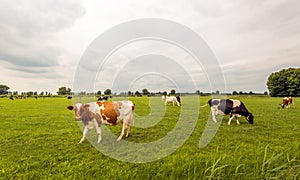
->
280 96 294 109
208 99 254 125
67 100 135 143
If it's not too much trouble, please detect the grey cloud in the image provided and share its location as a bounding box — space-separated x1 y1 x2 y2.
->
0 0 85 69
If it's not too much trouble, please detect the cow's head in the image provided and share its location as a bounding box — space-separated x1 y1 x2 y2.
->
247 113 254 124
67 103 90 121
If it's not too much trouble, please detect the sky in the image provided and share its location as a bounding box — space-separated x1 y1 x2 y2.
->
0 0 300 94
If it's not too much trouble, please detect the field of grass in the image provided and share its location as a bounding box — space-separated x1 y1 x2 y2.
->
0 96 299 179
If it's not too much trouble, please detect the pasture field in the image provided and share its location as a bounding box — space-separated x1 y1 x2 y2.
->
0 96 299 179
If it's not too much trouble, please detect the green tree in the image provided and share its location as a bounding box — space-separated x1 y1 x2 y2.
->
104 89 112 95
135 91 141 96
142 89 149 96
267 68 300 97
163 91 167 96
57 87 72 95
0 84 10 94
170 89 176 95
96 91 101 95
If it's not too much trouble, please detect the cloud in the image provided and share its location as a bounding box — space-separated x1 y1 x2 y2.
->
1 0 299 93
0 0 85 70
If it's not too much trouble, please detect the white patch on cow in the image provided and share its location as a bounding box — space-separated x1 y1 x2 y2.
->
230 99 241 108
75 103 82 110
99 103 105 111
85 102 100 113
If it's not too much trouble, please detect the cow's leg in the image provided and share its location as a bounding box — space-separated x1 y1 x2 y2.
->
125 124 130 138
211 107 217 123
236 117 240 125
228 115 234 125
79 127 89 144
96 126 102 143
117 122 127 141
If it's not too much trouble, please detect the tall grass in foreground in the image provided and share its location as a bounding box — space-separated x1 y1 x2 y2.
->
0 96 299 179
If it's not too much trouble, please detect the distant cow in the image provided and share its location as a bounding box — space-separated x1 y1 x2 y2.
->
67 100 134 143
208 99 254 125
67 96 72 99
162 95 180 106
280 96 294 108
98 96 109 101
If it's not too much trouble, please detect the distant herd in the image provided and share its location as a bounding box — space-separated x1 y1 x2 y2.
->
65 95 295 144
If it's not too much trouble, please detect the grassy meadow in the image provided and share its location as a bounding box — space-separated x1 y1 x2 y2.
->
0 96 299 179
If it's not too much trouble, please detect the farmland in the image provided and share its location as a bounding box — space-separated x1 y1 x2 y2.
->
0 96 299 179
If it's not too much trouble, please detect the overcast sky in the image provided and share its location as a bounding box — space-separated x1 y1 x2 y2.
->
1 0 299 94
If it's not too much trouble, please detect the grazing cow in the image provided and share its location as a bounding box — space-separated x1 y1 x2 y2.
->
9 95 14 100
67 96 72 99
98 95 109 101
280 96 294 109
162 95 180 106
208 99 254 125
67 100 134 143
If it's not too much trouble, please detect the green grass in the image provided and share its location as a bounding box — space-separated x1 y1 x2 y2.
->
0 96 299 179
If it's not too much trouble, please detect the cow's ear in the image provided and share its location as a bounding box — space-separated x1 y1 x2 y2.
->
67 106 74 110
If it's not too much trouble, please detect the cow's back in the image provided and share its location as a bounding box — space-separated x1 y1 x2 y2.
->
96 101 134 125
97 101 120 125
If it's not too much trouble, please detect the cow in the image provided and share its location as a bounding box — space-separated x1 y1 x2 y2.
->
67 96 72 99
162 95 180 106
208 99 254 125
98 95 109 101
67 100 135 143
280 96 294 109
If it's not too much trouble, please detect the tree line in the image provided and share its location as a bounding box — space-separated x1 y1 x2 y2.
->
2 67 299 97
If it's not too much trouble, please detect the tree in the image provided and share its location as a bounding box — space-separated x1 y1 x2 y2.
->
163 91 167 96
0 84 10 94
232 91 238 95
96 91 101 95
170 89 176 95
142 89 149 96
135 91 141 96
267 68 300 97
57 87 72 95
104 89 112 95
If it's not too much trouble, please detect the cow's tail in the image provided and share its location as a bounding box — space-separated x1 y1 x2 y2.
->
200 104 208 108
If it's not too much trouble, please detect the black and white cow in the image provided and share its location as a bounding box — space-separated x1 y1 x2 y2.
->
98 96 109 101
208 99 254 125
